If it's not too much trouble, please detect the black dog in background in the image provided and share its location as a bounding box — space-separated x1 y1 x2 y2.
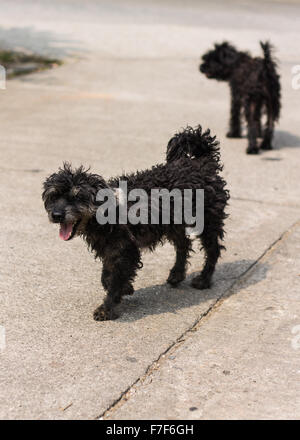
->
200 41 281 154
42 126 229 321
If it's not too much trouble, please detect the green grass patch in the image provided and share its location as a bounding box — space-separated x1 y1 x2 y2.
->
0 49 62 78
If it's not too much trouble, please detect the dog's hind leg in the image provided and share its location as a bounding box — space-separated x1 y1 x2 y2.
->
191 233 221 290
260 105 274 150
167 229 192 287
245 100 259 154
254 100 263 138
227 91 242 138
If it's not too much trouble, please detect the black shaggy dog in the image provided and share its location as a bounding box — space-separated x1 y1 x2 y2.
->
200 41 281 154
42 126 229 321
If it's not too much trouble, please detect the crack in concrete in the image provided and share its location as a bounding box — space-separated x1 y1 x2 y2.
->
98 218 300 420
230 196 300 209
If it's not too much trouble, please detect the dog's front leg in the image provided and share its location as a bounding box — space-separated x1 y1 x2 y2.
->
227 88 242 138
93 243 141 321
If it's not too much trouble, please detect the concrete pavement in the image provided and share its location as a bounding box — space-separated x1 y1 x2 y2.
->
107 221 300 420
0 0 299 419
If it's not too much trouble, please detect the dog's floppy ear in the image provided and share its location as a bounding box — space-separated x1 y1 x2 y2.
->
86 173 105 187
214 41 230 51
220 42 238 65
42 185 56 202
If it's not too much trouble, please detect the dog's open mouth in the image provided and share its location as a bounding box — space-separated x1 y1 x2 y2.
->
59 221 79 241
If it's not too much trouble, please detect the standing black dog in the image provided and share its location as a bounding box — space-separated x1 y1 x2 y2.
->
200 41 281 154
42 126 229 321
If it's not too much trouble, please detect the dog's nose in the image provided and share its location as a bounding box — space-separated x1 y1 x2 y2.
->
52 211 64 223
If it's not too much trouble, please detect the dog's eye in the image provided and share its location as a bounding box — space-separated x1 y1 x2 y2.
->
47 192 59 202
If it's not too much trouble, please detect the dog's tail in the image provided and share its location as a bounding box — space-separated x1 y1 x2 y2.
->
166 125 221 166
260 41 281 120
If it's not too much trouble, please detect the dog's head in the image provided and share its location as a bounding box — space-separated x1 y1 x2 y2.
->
42 163 107 241
199 42 239 81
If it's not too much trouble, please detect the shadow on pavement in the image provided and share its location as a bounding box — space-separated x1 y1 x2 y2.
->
273 130 300 149
118 259 269 322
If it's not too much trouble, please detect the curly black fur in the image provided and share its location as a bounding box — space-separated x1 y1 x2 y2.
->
42 126 229 321
200 41 281 154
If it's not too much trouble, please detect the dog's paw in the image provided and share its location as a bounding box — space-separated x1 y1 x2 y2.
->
246 146 259 155
167 270 185 287
260 142 273 150
191 276 211 290
226 131 242 138
93 305 119 321
123 285 134 296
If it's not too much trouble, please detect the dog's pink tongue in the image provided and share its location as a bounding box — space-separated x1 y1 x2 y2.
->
59 223 73 241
